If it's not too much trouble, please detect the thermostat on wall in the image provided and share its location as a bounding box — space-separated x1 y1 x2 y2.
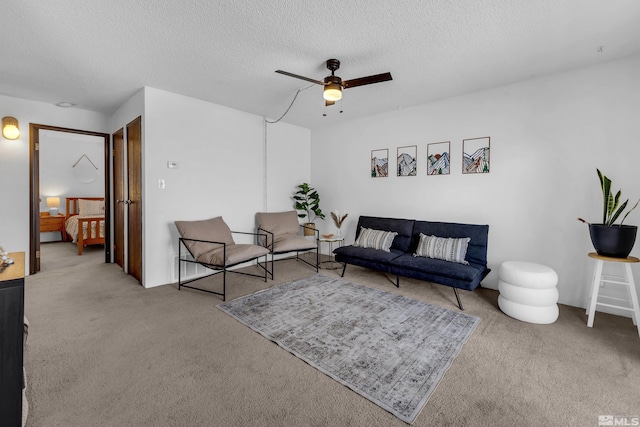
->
167 161 179 169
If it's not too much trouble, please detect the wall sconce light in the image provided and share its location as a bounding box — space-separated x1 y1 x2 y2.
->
2 116 20 140
46 197 60 216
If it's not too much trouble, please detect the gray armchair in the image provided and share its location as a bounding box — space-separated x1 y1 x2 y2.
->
175 216 270 301
256 210 319 278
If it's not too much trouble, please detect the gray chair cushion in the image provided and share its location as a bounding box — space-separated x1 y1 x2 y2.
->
272 235 317 253
198 244 270 267
175 216 235 260
256 211 316 253
175 216 269 267
256 211 300 236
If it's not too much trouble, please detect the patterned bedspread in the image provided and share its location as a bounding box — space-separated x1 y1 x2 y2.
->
65 215 105 243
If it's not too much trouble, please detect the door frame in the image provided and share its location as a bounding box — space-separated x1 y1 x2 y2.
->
29 123 111 274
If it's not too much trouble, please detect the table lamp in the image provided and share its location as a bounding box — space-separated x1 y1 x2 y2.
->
47 197 60 216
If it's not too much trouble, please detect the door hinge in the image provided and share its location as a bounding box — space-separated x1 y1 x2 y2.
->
112 149 115 156
36 250 40 259
35 142 39 151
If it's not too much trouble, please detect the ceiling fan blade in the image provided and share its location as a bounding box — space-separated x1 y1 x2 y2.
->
275 70 325 86
343 72 393 89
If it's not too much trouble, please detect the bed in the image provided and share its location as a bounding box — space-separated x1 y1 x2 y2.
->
65 197 105 255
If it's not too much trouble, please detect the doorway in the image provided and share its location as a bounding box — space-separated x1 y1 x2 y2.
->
29 124 110 274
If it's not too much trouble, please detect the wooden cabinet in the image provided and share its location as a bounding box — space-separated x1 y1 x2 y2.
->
40 213 66 241
0 252 24 426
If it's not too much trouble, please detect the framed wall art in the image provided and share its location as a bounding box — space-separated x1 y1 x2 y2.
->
462 136 490 174
371 149 388 178
397 145 417 176
427 141 450 175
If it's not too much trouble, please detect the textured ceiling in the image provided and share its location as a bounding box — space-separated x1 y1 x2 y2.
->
2 1 640 129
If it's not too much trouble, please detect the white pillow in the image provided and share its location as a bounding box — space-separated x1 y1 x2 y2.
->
353 227 398 252
414 233 470 265
78 199 104 216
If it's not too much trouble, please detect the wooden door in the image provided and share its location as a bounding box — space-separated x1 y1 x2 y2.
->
31 129 41 273
126 117 143 283
113 129 125 269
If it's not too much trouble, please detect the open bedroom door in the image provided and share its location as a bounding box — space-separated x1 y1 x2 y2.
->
113 128 125 269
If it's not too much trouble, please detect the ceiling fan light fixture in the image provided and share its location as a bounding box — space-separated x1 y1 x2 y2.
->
323 82 342 101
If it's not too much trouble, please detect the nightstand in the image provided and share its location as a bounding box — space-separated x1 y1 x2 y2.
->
40 213 66 241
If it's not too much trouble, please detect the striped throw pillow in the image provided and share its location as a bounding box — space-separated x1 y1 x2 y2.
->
353 227 398 252
414 233 470 265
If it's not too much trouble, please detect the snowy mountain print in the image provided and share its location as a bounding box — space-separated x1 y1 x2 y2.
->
397 146 417 176
462 137 490 174
427 141 450 175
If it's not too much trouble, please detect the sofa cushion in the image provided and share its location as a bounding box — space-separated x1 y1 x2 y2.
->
354 227 398 252
355 216 415 252
412 221 489 266
334 245 403 265
415 233 470 265
390 254 487 291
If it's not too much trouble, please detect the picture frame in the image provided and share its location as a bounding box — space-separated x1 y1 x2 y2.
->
462 137 490 174
371 149 388 178
427 141 450 175
397 145 417 176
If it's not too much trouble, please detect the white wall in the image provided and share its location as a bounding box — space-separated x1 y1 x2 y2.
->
265 121 311 212
311 55 640 311
0 94 109 273
142 88 311 288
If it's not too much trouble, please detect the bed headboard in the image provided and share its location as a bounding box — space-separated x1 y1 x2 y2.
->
65 197 105 221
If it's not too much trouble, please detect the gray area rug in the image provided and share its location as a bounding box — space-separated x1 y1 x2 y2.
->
217 273 480 424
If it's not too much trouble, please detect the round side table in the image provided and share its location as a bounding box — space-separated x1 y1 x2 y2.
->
586 252 640 337
319 236 344 270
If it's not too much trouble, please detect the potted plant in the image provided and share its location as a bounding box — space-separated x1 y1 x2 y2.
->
293 183 325 236
331 211 348 237
579 169 639 258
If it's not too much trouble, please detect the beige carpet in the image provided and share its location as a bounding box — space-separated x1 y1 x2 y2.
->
24 242 640 426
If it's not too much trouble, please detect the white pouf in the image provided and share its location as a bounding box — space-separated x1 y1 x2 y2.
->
498 261 559 324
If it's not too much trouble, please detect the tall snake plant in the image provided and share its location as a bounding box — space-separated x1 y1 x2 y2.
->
598 169 639 226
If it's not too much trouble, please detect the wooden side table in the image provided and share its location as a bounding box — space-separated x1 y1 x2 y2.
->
586 252 640 337
40 213 66 241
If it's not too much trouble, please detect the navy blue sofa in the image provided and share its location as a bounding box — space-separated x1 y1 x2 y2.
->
333 216 490 309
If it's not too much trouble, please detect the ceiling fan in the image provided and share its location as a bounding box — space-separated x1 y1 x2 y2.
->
276 59 392 106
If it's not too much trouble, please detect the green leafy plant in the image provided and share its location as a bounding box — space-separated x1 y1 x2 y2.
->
293 183 325 223
597 169 638 226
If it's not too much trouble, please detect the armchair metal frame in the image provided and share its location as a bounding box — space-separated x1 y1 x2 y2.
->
257 224 319 279
177 230 268 301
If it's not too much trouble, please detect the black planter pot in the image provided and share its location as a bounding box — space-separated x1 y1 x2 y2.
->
588 224 638 258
